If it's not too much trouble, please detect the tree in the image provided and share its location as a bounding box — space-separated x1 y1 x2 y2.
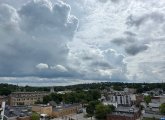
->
95 104 115 120
144 95 151 105
86 104 95 119
160 103 165 115
43 95 52 104
86 101 100 119
31 112 40 120
113 85 123 91
35 100 42 104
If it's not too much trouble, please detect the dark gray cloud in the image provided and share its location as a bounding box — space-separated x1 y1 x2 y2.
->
124 31 136 36
90 61 112 69
98 0 121 3
111 36 136 46
126 12 165 27
111 37 127 46
125 44 148 55
111 35 149 56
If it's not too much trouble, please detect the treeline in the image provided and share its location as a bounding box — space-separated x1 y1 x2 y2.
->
51 82 165 93
0 82 165 95
0 83 50 96
42 89 101 104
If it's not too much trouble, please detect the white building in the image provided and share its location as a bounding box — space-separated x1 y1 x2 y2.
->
108 91 136 106
0 102 5 120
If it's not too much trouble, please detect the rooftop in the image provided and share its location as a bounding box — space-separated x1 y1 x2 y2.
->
53 104 81 112
115 106 139 113
4 106 32 118
111 112 134 117
108 106 139 117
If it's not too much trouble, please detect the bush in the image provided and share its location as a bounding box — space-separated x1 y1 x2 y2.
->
31 112 40 120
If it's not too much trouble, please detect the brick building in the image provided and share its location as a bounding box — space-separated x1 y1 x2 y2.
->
32 105 52 116
9 92 49 106
107 106 141 120
52 104 82 118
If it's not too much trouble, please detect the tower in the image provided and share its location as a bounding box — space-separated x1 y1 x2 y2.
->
50 87 54 93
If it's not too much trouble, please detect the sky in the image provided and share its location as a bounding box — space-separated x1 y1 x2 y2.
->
0 0 164 86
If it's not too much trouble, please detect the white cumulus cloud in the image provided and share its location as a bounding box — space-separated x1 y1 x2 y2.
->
36 63 49 70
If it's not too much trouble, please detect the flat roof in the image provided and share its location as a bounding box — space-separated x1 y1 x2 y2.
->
115 106 139 113
32 104 51 107
53 104 80 112
108 106 139 117
4 106 32 118
110 112 134 117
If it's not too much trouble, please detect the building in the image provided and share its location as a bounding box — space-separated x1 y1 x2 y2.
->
143 113 165 120
32 105 52 116
31 103 82 118
4 106 32 120
107 106 141 120
107 91 136 106
57 91 72 94
135 95 143 104
0 96 9 105
146 89 164 96
9 92 49 106
147 95 165 112
124 88 137 94
0 108 2 119
103 101 118 108
151 95 165 103
52 104 82 118
0 102 5 120
50 87 55 93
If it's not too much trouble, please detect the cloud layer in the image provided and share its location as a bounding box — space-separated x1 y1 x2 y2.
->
0 0 165 85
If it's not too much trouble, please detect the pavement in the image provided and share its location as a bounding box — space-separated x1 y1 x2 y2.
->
51 113 95 120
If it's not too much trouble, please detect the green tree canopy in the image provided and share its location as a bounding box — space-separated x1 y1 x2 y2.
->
31 112 40 120
160 103 165 115
86 101 100 118
95 103 115 120
144 95 151 105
